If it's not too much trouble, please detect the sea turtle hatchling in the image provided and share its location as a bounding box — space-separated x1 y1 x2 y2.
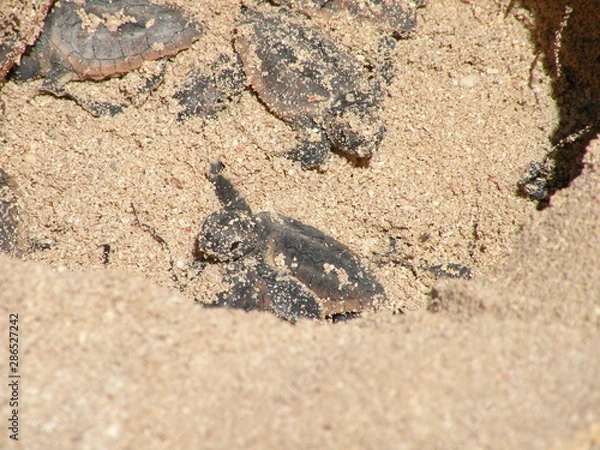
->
196 161 386 321
13 0 202 116
235 7 386 169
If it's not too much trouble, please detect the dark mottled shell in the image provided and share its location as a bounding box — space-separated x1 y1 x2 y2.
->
235 8 380 124
261 213 385 316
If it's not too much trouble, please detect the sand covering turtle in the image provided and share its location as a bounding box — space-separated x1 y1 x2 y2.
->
235 7 386 169
196 162 386 321
13 0 201 114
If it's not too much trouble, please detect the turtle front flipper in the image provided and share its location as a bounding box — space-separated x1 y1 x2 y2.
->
256 263 321 321
203 262 267 312
40 69 126 117
287 132 331 170
285 116 330 169
202 262 320 322
205 161 252 213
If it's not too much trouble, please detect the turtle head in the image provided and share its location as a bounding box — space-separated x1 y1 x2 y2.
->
196 210 258 262
325 108 385 162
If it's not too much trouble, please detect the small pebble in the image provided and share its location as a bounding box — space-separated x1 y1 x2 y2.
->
459 73 482 88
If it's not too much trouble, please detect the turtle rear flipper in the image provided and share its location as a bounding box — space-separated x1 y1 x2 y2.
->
39 62 170 117
44 86 126 117
36 67 123 116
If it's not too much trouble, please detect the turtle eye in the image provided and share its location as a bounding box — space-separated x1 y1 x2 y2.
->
230 241 240 252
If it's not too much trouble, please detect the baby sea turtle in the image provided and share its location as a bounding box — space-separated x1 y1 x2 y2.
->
235 7 386 169
196 161 386 321
13 0 202 115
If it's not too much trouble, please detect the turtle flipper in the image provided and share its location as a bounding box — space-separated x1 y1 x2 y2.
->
286 129 330 170
206 161 252 213
202 261 320 322
203 263 267 312
41 69 126 117
74 99 125 117
256 264 321 322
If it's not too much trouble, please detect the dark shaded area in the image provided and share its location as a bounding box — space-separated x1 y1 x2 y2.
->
268 0 423 36
515 0 600 207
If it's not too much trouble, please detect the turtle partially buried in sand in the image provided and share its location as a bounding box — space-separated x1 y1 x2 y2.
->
13 0 201 116
195 162 386 321
235 7 386 169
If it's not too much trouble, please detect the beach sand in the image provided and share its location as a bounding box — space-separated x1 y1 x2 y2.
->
1 0 598 448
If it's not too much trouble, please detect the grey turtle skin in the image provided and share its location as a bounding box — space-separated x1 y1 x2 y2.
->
196 162 386 321
13 0 202 116
235 7 386 169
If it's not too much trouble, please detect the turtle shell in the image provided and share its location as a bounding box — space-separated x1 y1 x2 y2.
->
15 0 202 86
260 212 385 316
235 7 382 125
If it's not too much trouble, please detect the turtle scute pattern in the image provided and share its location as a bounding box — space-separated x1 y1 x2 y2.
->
14 0 202 94
235 7 386 169
195 161 386 322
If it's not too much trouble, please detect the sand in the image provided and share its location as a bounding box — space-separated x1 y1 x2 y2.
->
0 0 599 448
